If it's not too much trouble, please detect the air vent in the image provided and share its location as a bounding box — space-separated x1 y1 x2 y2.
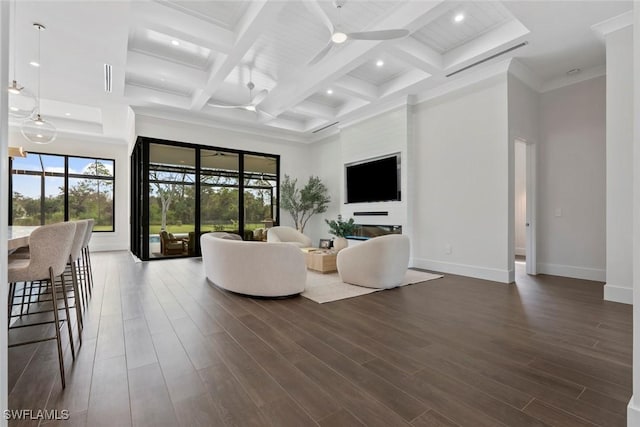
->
104 63 113 93
312 121 339 134
445 42 528 78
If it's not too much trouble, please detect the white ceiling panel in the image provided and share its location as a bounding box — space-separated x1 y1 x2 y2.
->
157 0 251 31
306 91 348 110
413 1 513 53
348 54 407 86
126 72 193 98
129 27 213 70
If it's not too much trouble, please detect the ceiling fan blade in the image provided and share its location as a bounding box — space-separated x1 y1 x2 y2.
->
347 29 409 41
303 0 334 34
251 89 268 106
308 41 334 65
257 109 277 122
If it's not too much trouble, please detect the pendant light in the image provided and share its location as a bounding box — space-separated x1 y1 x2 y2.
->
7 0 36 118
21 23 56 145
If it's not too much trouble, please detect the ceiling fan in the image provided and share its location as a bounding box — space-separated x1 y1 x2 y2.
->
306 0 410 65
208 81 269 114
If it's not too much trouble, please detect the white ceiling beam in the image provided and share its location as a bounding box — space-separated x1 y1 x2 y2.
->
127 51 208 86
443 19 530 70
190 1 286 110
290 100 336 121
333 75 379 102
131 2 235 54
259 1 446 117
389 38 441 76
378 69 431 98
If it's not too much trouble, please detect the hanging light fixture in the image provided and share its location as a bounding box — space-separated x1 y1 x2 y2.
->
8 0 36 118
21 23 56 145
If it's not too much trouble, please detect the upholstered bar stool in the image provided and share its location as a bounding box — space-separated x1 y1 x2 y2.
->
79 219 94 300
65 220 87 338
7 221 77 388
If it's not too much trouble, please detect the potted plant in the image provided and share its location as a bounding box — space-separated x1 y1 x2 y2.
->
325 215 356 251
280 174 330 233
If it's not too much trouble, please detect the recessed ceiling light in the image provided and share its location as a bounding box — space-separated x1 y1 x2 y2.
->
326 88 333 95
376 59 384 67
454 13 465 23
10 106 18 112
171 40 180 46
64 112 71 116
29 61 40 67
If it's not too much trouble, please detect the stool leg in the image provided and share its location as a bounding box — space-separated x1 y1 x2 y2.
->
59 273 76 361
49 267 66 389
70 257 84 338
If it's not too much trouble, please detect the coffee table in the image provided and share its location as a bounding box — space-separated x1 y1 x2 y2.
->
304 249 338 273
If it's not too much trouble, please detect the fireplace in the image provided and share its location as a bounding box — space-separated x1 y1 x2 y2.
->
347 224 402 240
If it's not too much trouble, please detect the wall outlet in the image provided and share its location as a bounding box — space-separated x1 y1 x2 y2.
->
445 244 452 255
554 208 562 217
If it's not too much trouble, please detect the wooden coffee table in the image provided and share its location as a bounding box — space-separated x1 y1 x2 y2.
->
304 249 338 273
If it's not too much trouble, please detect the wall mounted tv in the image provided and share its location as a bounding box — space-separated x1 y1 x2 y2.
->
345 154 400 203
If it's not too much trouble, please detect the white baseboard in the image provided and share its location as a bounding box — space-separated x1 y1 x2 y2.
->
604 283 633 305
90 244 128 252
411 258 512 283
628 396 640 427
536 262 605 282
515 247 526 256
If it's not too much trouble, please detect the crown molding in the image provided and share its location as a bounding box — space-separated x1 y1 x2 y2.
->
508 59 543 92
592 10 633 38
540 64 606 93
132 106 310 144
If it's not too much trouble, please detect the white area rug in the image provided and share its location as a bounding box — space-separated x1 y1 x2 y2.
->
302 269 443 304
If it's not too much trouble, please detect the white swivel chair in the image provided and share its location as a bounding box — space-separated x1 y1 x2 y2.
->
337 234 410 289
266 226 312 248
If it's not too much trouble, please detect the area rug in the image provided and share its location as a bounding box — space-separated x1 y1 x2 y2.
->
302 269 443 304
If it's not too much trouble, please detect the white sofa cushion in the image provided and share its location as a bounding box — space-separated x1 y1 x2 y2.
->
337 234 410 289
201 232 306 297
266 226 312 248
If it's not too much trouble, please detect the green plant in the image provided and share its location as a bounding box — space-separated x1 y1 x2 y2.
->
325 215 356 238
280 174 330 233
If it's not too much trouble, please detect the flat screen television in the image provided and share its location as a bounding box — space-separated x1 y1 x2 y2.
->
345 154 400 203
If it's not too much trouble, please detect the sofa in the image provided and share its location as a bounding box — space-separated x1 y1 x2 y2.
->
266 226 312 248
337 234 410 289
200 232 306 297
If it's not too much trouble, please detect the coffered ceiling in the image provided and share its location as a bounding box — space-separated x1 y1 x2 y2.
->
6 0 633 143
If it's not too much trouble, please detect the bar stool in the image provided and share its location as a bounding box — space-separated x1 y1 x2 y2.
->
7 221 77 389
79 219 94 301
65 220 87 338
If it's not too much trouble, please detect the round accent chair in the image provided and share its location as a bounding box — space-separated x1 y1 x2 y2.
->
200 232 306 297
337 234 410 289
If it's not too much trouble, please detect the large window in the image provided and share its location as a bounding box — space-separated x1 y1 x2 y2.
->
130 137 279 260
10 152 115 231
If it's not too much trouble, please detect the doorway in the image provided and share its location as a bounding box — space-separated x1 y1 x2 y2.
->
513 138 536 276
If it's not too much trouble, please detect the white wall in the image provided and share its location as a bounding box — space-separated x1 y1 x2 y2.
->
306 133 341 244
604 26 634 304
1 1 10 423
412 75 512 282
514 141 526 256
537 76 606 281
135 114 314 236
340 106 410 229
8 131 129 252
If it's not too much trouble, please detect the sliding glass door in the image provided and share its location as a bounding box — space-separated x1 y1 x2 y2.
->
130 137 280 260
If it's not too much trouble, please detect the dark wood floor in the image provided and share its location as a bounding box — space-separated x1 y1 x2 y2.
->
8 252 632 426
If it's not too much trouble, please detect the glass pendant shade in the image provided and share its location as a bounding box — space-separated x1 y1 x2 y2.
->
21 114 57 144
8 81 37 118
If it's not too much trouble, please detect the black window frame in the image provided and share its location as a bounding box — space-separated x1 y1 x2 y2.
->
9 151 116 232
